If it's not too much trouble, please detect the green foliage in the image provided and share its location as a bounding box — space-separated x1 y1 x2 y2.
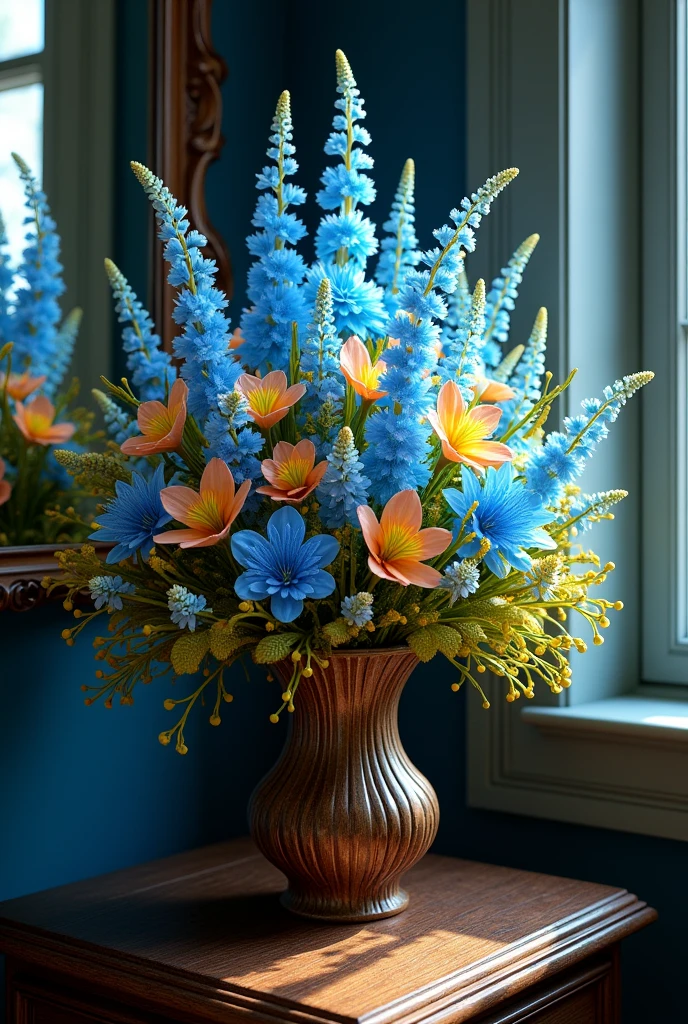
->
209 621 254 661
407 623 463 662
171 631 211 675
253 632 301 663
322 619 351 647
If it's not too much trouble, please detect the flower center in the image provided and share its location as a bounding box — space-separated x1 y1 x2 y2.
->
248 387 280 416
277 457 310 490
445 412 489 453
380 523 421 563
185 496 225 532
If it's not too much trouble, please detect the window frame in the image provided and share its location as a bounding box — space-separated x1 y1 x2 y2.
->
465 0 688 843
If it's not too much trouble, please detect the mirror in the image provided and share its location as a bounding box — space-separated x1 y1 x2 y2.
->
0 0 227 606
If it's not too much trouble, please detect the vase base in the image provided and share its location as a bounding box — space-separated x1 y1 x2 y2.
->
280 888 409 923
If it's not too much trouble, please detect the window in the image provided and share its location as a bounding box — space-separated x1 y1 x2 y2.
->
466 0 688 843
0 0 44 265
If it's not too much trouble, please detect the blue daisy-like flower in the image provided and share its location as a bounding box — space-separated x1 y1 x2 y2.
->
443 467 556 578
305 262 387 338
90 464 172 564
231 505 339 623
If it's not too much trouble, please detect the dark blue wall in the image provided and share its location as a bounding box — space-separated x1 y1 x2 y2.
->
0 3 682 1023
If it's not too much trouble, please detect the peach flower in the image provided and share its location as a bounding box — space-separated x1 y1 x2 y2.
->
0 458 11 506
13 396 75 446
428 380 513 473
257 439 328 505
340 335 388 401
471 377 517 403
0 371 47 401
120 378 188 457
236 370 306 430
154 458 251 549
229 327 245 350
357 490 452 588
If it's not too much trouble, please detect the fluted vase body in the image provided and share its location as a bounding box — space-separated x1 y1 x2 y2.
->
249 648 439 922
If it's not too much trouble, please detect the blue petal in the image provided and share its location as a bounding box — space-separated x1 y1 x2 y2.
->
270 592 303 623
234 571 271 601
267 505 305 546
302 533 340 568
231 529 272 568
307 569 336 599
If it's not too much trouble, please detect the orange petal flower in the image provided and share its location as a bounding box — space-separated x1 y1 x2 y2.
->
230 327 245 350
0 371 47 400
257 439 328 505
0 458 11 507
13 396 76 447
237 370 306 429
357 490 451 588
428 380 513 473
155 458 251 549
471 377 516 403
340 335 388 400
120 377 188 456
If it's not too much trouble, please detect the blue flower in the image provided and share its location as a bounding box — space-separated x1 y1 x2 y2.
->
167 584 210 632
9 155 66 386
105 259 175 402
240 91 309 371
361 410 431 504
88 575 135 612
305 261 387 338
317 426 370 528
376 159 420 313
341 592 374 626
481 234 539 366
439 560 480 605
443 467 556 578
0 212 13 345
90 464 172 564
231 505 339 623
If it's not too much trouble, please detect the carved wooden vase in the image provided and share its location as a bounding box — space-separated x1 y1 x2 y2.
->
249 648 440 922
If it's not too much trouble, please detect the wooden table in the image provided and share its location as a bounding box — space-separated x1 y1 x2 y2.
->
0 838 656 1024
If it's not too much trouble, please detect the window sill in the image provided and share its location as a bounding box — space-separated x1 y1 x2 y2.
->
522 695 688 747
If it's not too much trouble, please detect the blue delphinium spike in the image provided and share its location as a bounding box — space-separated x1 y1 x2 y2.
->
47 308 82 397
498 307 548 444
131 161 239 422
376 159 420 314
92 388 136 446
0 211 13 345
438 278 487 399
305 50 386 338
362 170 518 502
9 153 65 378
204 389 264 487
482 233 539 367
523 371 654 505
317 425 371 528
104 258 175 403
240 91 309 371
299 277 344 451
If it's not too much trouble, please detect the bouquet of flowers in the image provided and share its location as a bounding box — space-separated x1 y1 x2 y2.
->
48 52 651 754
0 154 97 546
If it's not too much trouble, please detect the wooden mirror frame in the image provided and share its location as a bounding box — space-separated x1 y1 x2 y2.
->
1 0 230 610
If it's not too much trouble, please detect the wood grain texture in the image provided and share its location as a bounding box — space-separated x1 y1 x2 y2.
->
250 649 439 921
0 543 112 612
0 838 655 1024
149 0 232 353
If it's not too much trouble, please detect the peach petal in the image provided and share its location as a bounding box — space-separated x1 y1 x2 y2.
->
230 478 252 520
167 378 188 419
462 440 514 466
281 382 307 408
437 380 466 422
367 554 400 584
380 489 422 535
153 528 204 546
387 558 444 588
43 423 76 444
260 369 288 396
357 504 383 558
470 404 503 432
414 526 453 560
159 485 199 523
475 379 516 402
427 409 448 444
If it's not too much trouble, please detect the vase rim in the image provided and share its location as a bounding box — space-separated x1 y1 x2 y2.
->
325 646 414 658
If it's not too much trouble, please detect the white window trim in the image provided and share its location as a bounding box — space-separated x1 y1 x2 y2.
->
466 0 688 843
41 0 115 391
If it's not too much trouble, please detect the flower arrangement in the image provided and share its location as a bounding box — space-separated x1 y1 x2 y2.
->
0 154 97 545
47 52 652 754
